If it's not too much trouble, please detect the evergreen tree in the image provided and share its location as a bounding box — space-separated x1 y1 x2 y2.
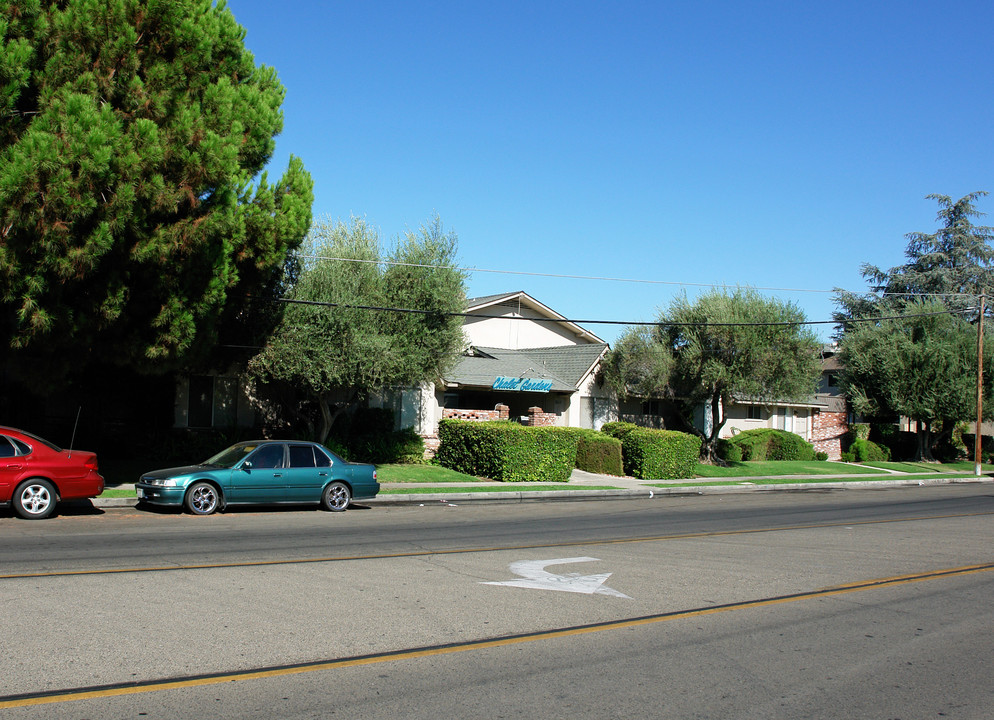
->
0 0 313 380
834 192 993 459
837 192 994 318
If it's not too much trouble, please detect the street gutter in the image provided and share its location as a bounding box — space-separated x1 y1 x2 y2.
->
90 475 994 509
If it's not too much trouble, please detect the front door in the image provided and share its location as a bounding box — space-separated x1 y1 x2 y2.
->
229 443 286 503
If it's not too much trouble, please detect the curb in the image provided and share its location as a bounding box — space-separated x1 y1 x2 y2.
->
91 476 994 509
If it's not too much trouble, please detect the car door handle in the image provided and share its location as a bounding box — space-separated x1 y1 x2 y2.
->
273 473 282 478
6 464 21 469
318 472 328 477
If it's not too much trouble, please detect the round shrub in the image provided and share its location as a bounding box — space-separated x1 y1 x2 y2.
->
726 429 815 462
851 438 890 462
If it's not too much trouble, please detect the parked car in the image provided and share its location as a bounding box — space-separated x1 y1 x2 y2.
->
0 426 105 519
136 440 379 515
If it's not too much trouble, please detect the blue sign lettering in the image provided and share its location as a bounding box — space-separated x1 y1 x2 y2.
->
492 376 552 393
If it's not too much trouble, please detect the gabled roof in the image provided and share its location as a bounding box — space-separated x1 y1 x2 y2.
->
463 291 605 344
464 291 526 309
444 344 608 391
499 344 608 387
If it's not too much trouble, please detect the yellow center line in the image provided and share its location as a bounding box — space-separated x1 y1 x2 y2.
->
2 509 992 580
2 560 993 709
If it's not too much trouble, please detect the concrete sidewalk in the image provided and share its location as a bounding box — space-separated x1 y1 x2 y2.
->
91 468 994 509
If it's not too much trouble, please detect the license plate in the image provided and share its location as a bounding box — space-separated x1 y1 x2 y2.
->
136 488 145 499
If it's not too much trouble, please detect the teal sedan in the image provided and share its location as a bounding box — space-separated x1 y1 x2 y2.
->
136 440 379 515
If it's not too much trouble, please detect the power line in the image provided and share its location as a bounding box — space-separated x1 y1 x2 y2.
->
277 297 973 329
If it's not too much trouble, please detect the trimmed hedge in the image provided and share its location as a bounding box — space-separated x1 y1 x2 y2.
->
568 428 624 476
724 428 815 461
600 421 640 440
621 428 701 480
435 419 579 482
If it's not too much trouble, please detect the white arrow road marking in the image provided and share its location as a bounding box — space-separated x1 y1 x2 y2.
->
482 557 631 598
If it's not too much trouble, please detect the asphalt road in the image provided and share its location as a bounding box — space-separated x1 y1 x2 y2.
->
2 485 993 719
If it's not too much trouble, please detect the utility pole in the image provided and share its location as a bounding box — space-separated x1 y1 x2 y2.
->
976 292 985 477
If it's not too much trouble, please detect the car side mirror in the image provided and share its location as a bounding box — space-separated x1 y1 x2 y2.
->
242 461 252 471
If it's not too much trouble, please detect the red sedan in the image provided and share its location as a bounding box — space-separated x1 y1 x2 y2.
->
0 426 105 519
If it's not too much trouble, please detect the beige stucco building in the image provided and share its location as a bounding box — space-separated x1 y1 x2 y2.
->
372 292 616 449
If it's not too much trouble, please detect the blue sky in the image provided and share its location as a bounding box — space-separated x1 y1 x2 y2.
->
226 0 993 345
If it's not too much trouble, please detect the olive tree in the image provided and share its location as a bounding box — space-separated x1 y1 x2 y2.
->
248 216 467 443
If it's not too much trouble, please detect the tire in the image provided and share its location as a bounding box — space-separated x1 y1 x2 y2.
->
321 481 351 512
185 481 220 515
13 479 57 520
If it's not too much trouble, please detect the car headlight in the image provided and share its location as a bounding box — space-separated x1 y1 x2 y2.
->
143 477 179 487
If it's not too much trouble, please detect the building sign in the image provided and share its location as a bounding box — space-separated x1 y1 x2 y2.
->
492 376 554 393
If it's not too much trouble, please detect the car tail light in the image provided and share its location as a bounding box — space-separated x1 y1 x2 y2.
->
85 457 99 471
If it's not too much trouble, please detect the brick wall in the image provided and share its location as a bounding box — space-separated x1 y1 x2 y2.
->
812 410 848 460
422 434 440 459
523 406 557 427
441 404 510 423
427 404 512 459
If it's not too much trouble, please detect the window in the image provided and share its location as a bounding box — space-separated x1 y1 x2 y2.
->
748 405 763 420
0 436 15 458
314 447 334 467
248 444 284 469
187 376 238 428
289 444 316 468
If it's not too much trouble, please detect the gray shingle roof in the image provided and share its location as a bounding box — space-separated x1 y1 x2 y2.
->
445 344 608 391
464 291 525 309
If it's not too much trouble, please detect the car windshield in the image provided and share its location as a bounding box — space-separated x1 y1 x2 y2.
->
203 443 259 469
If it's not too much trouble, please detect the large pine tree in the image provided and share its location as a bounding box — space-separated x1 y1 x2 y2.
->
0 0 313 381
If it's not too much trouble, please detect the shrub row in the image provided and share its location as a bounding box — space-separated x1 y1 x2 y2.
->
436 419 699 481
601 423 700 479
434 420 579 482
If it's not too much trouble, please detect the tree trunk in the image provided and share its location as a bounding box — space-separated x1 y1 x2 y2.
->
315 388 358 445
913 419 936 462
691 391 727 464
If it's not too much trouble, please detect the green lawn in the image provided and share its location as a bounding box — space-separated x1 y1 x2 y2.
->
693 460 891 478
376 464 485 483
99 487 140 497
